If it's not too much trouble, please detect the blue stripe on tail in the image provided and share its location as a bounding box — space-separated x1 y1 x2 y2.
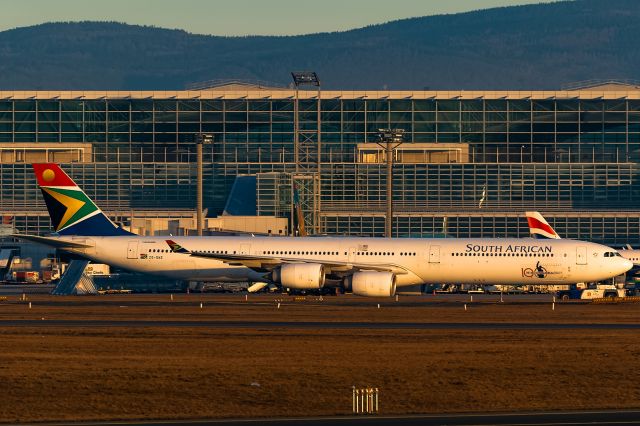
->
58 214 133 236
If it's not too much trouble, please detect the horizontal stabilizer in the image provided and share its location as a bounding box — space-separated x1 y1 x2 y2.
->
11 234 93 249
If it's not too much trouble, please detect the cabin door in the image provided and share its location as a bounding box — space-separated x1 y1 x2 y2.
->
127 241 139 259
348 247 356 263
576 246 587 265
428 245 440 263
240 244 251 255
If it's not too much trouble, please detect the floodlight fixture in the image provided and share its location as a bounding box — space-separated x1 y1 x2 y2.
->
374 128 405 238
377 128 405 144
195 133 213 144
291 71 320 87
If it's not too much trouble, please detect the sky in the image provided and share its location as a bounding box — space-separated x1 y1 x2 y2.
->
0 0 562 36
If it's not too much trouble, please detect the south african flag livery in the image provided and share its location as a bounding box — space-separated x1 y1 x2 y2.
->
525 211 560 240
33 164 132 236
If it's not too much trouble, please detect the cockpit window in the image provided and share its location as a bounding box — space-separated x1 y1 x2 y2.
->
604 251 622 257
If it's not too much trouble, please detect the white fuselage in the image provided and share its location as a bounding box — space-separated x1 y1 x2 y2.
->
53 235 632 286
620 249 640 266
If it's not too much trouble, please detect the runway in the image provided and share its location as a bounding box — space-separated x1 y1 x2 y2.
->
0 284 55 295
21 409 640 425
2 318 640 330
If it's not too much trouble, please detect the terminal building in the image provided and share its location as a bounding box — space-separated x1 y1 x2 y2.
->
1 79 640 245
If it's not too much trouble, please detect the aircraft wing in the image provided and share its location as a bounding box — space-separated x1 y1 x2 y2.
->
11 234 93 249
165 240 409 275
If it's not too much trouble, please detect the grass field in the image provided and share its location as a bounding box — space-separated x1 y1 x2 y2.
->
0 293 639 423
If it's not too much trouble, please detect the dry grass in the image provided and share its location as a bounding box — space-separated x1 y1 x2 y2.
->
0 294 639 422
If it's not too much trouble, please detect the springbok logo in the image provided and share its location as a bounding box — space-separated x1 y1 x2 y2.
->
522 261 548 279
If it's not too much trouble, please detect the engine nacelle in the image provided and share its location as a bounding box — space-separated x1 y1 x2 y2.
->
273 263 325 290
351 271 396 297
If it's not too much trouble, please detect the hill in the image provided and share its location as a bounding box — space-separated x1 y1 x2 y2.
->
0 0 639 90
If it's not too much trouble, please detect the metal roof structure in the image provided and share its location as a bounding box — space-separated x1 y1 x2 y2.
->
562 79 640 91
2 88 640 100
184 78 288 91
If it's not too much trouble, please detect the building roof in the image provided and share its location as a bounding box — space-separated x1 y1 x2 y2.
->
2 89 640 100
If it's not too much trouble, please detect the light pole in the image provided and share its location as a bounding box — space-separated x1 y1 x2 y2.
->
376 129 404 238
290 71 321 234
291 71 320 173
195 133 213 236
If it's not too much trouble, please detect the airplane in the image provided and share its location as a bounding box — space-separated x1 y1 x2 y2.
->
163 236 631 295
621 244 640 265
526 211 561 240
13 164 632 297
525 211 640 266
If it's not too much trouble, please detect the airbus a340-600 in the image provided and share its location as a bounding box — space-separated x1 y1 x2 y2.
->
13 164 632 297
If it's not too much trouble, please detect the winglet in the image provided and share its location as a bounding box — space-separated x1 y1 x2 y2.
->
166 240 190 254
525 211 561 239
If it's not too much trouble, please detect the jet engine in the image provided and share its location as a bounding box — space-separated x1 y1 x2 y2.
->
273 263 325 290
350 271 396 297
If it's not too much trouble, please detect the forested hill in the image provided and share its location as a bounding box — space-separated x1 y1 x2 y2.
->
1 0 639 90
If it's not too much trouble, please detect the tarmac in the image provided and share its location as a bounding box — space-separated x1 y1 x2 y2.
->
2 290 640 424
2 319 640 330
19 410 640 425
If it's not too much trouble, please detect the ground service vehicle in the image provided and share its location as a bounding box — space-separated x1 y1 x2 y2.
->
557 283 625 300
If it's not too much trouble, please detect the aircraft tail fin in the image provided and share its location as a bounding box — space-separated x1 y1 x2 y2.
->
32 164 133 236
293 184 307 236
166 240 190 254
525 211 561 239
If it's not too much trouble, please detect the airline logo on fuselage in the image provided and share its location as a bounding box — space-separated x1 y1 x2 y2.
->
523 261 549 278
465 244 552 254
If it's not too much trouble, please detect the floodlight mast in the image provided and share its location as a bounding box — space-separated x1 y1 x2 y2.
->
291 71 320 173
290 71 321 235
376 129 405 238
291 72 320 87
195 133 213 236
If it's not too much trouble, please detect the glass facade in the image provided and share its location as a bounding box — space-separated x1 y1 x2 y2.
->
1 89 640 244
